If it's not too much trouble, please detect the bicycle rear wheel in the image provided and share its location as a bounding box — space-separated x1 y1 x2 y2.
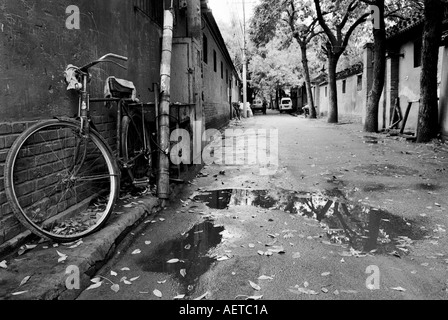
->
4 119 120 242
121 110 152 186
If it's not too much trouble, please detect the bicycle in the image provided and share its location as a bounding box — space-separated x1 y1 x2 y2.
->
4 53 154 243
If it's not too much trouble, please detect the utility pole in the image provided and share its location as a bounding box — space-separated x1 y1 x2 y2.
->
242 0 248 118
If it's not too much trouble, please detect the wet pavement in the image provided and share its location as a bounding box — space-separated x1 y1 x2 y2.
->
76 112 448 300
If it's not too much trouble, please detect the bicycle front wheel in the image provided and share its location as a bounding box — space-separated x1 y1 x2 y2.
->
4 119 120 242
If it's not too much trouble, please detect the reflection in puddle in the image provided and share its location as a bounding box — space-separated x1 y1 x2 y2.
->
194 189 426 254
136 221 224 294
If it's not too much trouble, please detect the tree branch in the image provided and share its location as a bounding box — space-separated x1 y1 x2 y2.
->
313 0 337 44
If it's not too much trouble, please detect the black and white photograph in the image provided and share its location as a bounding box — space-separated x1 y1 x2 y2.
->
0 0 447 312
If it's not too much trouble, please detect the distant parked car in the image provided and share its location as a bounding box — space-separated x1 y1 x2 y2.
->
251 98 267 114
279 98 293 113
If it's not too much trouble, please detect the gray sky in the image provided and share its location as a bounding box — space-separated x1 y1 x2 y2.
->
208 0 259 29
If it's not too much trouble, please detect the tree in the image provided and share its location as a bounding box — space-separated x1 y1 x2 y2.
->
285 0 323 118
314 0 370 123
416 0 445 142
249 0 323 118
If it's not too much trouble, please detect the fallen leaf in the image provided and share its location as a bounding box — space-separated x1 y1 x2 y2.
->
247 295 263 300
56 251 68 263
145 241 152 246
248 244 255 248
130 276 140 282
304 281 309 288
217 256 230 261
91 277 102 283
19 276 31 287
180 269 187 278
321 272 331 277
258 275 273 280
167 259 180 264
111 284 120 293
322 288 329 293
292 252 301 259
86 282 103 290
68 240 83 249
185 244 192 250
111 271 118 277
158 280 167 284
0 260 7 269
174 294 186 300
391 287 406 292
249 281 261 291
257 251 265 256
121 277 132 285
153 289 163 298
12 291 28 296
132 249 142 255
121 268 130 271
159 218 166 222
194 292 209 300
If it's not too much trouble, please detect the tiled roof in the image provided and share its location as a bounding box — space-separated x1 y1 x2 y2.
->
386 12 425 39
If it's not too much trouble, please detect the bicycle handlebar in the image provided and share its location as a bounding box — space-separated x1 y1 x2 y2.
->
79 53 128 72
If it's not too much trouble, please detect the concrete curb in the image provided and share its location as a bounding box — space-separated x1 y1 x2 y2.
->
0 196 161 300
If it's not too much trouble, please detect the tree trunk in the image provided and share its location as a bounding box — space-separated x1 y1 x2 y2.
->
364 1 386 133
417 0 443 143
301 45 317 119
327 54 339 123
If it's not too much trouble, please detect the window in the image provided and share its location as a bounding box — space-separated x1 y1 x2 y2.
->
135 0 164 26
213 50 217 72
357 75 363 91
203 35 208 64
221 61 224 79
342 80 346 94
414 37 422 68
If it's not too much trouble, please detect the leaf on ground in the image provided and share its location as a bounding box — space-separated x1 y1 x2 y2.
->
56 251 68 263
68 240 83 249
111 271 118 277
248 244 255 248
110 284 120 293
86 282 103 290
12 291 28 296
247 295 263 300
180 269 187 278
0 260 7 269
145 241 152 246
158 280 167 284
257 251 265 256
121 268 130 271
121 277 132 285
194 292 209 300
217 256 230 261
258 275 273 280
184 244 192 250
153 289 163 298
249 281 261 291
130 276 140 282
174 294 186 300
159 218 166 222
91 277 102 283
391 287 406 292
304 281 309 288
132 249 142 255
322 288 329 293
321 272 331 277
19 276 31 287
292 252 301 259
167 259 180 264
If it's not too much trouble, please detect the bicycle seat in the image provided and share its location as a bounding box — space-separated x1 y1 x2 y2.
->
105 77 138 101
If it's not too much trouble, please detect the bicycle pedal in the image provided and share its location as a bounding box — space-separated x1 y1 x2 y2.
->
133 178 150 188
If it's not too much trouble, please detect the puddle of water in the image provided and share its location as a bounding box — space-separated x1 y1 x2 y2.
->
136 221 224 294
194 189 426 254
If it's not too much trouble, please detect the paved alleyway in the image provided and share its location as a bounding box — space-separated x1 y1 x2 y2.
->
77 110 448 301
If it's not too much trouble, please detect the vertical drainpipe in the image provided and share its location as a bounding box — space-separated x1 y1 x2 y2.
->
158 2 175 204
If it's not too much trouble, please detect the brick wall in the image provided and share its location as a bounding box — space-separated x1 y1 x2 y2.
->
0 0 163 245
